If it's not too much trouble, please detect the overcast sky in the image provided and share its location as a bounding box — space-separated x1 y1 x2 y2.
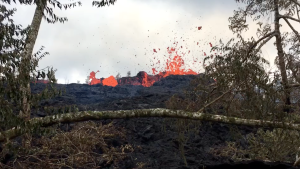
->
4 0 299 84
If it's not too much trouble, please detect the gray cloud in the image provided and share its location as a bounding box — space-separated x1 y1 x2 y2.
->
5 0 296 84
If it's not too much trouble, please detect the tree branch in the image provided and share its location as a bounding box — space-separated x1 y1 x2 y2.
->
283 17 300 42
254 33 275 55
279 14 300 23
242 31 277 63
249 31 277 53
198 88 233 112
1 108 300 143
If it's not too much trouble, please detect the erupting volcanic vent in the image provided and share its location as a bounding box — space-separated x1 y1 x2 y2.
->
88 39 217 87
31 26 221 85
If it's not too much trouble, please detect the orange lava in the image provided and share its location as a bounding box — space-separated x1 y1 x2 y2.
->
86 27 220 87
88 45 201 87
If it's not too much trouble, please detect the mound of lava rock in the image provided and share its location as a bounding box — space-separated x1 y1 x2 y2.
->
3 72 297 168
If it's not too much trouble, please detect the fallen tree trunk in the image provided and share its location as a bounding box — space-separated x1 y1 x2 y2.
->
1 108 300 142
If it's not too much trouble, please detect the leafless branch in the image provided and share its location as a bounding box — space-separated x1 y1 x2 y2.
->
249 31 277 52
279 14 300 23
198 88 233 112
283 17 300 42
242 31 277 63
254 33 276 55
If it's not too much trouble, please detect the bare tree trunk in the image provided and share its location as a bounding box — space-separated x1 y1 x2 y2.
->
19 0 46 121
1 108 300 143
18 0 46 148
274 0 292 113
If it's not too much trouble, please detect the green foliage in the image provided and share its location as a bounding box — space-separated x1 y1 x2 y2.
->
92 0 117 7
246 128 300 162
0 2 74 161
164 0 300 166
0 0 119 165
2 0 300 167
210 128 300 163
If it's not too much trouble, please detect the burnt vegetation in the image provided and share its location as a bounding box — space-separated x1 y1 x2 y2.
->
2 0 300 168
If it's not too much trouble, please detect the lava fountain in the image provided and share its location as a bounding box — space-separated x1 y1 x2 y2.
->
88 42 210 87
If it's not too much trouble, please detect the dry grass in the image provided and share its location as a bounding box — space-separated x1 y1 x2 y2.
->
209 128 300 163
0 120 135 169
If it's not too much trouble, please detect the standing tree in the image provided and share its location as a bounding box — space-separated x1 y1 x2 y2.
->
116 72 121 79
4 0 117 122
127 71 131 77
164 0 300 165
1 0 118 149
222 0 300 113
4 0 300 166
0 2 70 152
187 0 300 164
85 75 90 84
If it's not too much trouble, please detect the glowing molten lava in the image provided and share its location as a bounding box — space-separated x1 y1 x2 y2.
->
153 47 198 78
88 26 218 87
88 45 201 87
